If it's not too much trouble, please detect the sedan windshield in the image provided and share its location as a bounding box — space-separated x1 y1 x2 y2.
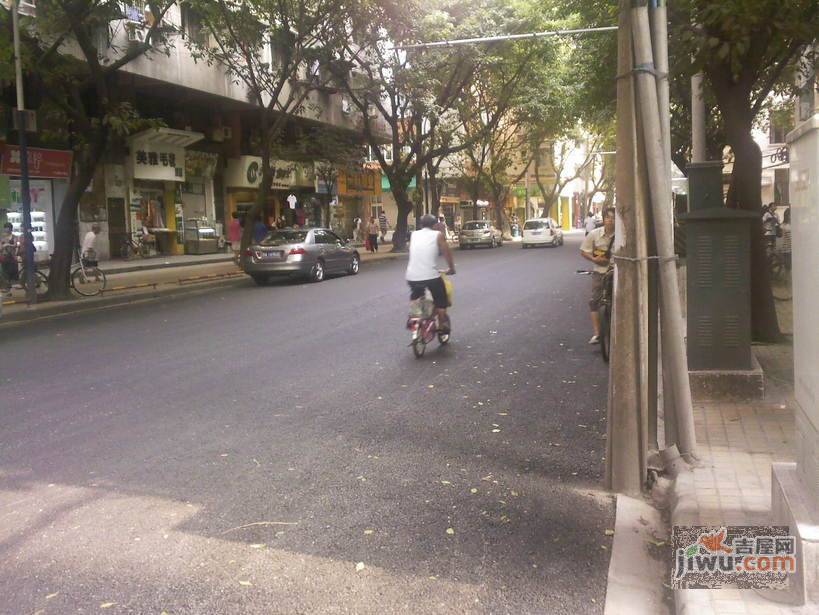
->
259 230 308 246
463 222 488 230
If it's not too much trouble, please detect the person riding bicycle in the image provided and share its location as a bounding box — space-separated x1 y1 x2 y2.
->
406 213 455 333
580 207 615 345
82 223 101 266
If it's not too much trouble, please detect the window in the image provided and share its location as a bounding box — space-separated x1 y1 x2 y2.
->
371 205 383 219
180 4 208 47
260 230 307 245
774 168 789 204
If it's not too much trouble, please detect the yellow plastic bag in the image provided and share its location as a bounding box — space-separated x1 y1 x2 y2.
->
441 273 453 307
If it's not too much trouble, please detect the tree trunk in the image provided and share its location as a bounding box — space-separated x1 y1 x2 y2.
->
391 184 414 251
721 98 782 342
47 130 107 300
241 114 273 254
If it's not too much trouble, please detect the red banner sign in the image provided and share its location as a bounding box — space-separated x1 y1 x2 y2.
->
0 144 73 179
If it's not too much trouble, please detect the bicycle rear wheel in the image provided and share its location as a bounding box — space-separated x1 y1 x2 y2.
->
71 266 107 296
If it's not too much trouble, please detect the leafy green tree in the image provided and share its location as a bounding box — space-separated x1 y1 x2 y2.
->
1 0 177 298
331 0 539 250
186 0 346 252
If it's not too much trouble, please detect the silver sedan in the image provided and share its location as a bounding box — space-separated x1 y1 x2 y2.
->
241 228 360 285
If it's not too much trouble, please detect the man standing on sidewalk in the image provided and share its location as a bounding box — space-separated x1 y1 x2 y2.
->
580 207 615 345
378 210 388 240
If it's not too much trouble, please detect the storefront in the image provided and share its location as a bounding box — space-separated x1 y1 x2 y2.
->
182 151 219 232
0 143 72 262
126 128 204 255
224 157 319 229
337 167 382 237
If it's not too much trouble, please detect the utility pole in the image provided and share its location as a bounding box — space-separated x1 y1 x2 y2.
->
11 0 36 305
607 0 645 494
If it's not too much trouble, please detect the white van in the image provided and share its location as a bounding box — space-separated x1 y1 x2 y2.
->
521 218 563 248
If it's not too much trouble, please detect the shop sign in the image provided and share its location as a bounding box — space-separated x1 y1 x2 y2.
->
224 156 304 189
0 143 73 179
440 195 460 204
131 144 185 182
338 168 381 197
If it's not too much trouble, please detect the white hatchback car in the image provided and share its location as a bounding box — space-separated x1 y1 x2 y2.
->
521 218 563 248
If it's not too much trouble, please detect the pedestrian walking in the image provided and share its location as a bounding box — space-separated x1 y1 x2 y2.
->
227 212 242 261
0 222 19 292
378 211 388 239
367 217 380 253
762 203 779 248
584 210 597 235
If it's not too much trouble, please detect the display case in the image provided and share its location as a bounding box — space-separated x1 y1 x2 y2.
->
7 210 49 261
184 218 219 254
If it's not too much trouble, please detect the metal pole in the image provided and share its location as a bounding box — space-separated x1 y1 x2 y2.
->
11 0 36 305
691 72 706 162
632 1 698 462
395 26 619 50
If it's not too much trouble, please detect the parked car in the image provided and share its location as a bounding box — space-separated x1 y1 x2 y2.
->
459 220 503 249
521 218 563 248
241 228 360 285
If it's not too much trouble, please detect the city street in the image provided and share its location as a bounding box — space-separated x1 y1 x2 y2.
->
0 233 614 614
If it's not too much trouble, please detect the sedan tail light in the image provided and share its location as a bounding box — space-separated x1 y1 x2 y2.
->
289 247 306 255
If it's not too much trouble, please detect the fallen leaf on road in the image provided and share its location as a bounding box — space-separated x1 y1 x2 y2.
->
604 529 615 536
441 480 451 485
100 602 117 609
428 385 435 389
364 529 374 535
510 490 519 497
491 429 501 433
220 453 229 457
498 412 508 416
238 580 252 586
601 545 608 550
470 488 478 494
220 521 299 535
446 528 455 535
648 538 666 547
355 562 366 572
250 543 266 549
45 592 59 600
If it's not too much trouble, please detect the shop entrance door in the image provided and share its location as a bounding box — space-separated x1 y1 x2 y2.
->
107 198 127 258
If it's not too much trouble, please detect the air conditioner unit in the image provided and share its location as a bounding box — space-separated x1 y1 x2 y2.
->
211 126 232 142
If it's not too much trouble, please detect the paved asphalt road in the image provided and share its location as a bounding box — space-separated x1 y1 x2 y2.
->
0 233 614 615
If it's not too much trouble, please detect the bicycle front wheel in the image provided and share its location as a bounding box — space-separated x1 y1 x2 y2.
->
71 266 106 296
20 269 49 298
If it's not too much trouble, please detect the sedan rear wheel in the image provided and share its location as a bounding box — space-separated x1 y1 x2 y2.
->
311 259 325 283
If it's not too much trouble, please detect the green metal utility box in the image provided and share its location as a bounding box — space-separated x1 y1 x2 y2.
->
680 162 756 371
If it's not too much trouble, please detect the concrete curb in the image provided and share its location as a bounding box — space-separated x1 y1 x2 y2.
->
604 494 670 615
670 470 716 615
0 251 406 327
103 256 235 275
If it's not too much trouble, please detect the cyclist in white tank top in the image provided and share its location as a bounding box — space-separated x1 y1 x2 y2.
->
406 214 456 331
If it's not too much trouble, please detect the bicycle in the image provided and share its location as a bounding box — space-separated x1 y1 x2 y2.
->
577 266 613 362
71 249 107 296
406 272 453 359
120 231 152 260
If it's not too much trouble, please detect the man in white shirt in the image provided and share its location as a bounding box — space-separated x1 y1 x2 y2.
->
82 223 101 264
584 210 597 235
406 214 456 332
580 207 615 344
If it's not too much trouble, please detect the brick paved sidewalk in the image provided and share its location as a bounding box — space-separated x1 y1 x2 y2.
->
672 291 804 614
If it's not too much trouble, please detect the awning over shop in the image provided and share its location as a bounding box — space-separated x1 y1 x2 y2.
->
127 128 204 183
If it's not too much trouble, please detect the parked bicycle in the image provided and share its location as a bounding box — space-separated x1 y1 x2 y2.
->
71 248 107 296
577 266 613 362
120 231 152 260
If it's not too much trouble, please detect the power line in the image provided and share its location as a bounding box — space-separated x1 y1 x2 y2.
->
394 26 618 51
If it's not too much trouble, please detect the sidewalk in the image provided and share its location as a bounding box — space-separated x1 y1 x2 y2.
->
1 249 405 325
671 284 802 615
